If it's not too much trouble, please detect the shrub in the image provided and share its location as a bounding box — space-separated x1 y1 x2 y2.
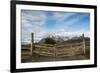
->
44 37 56 44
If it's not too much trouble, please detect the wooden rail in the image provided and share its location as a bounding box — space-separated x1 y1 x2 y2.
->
33 43 83 57
21 33 88 58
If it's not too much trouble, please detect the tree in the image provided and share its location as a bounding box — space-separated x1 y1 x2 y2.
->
44 37 56 44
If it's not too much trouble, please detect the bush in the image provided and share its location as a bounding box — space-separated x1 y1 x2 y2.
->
44 37 56 44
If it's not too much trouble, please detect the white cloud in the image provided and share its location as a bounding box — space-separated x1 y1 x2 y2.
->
34 30 90 43
21 10 90 43
52 12 76 22
51 30 90 38
21 10 47 43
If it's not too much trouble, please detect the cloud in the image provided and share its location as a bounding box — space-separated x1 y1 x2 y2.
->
21 10 90 43
52 12 90 32
34 30 90 43
21 10 47 43
52 12 76 22
51 29 90 38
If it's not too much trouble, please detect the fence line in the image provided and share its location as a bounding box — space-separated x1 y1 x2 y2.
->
22 33 87 57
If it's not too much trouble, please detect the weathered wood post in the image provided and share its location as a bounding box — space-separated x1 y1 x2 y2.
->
82 33 86 54
54 44 57 58
30 32 34 56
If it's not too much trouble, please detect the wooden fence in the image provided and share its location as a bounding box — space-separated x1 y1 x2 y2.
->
21 33 88 58
33 43 84 57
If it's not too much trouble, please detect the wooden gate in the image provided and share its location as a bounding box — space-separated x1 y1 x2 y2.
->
33 43 84 57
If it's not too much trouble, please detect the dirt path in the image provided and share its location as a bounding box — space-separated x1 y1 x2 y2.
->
21 53 89 63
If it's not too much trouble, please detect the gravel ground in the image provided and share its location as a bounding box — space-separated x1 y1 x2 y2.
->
21 53 90 63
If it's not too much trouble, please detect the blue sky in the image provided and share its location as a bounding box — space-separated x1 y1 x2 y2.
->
45 12 90 32
21 10 90 43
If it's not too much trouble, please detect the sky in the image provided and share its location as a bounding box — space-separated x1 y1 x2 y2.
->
21 10 90 43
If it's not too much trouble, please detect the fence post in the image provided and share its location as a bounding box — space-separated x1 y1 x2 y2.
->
30 32 34 56
82 33 86 54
